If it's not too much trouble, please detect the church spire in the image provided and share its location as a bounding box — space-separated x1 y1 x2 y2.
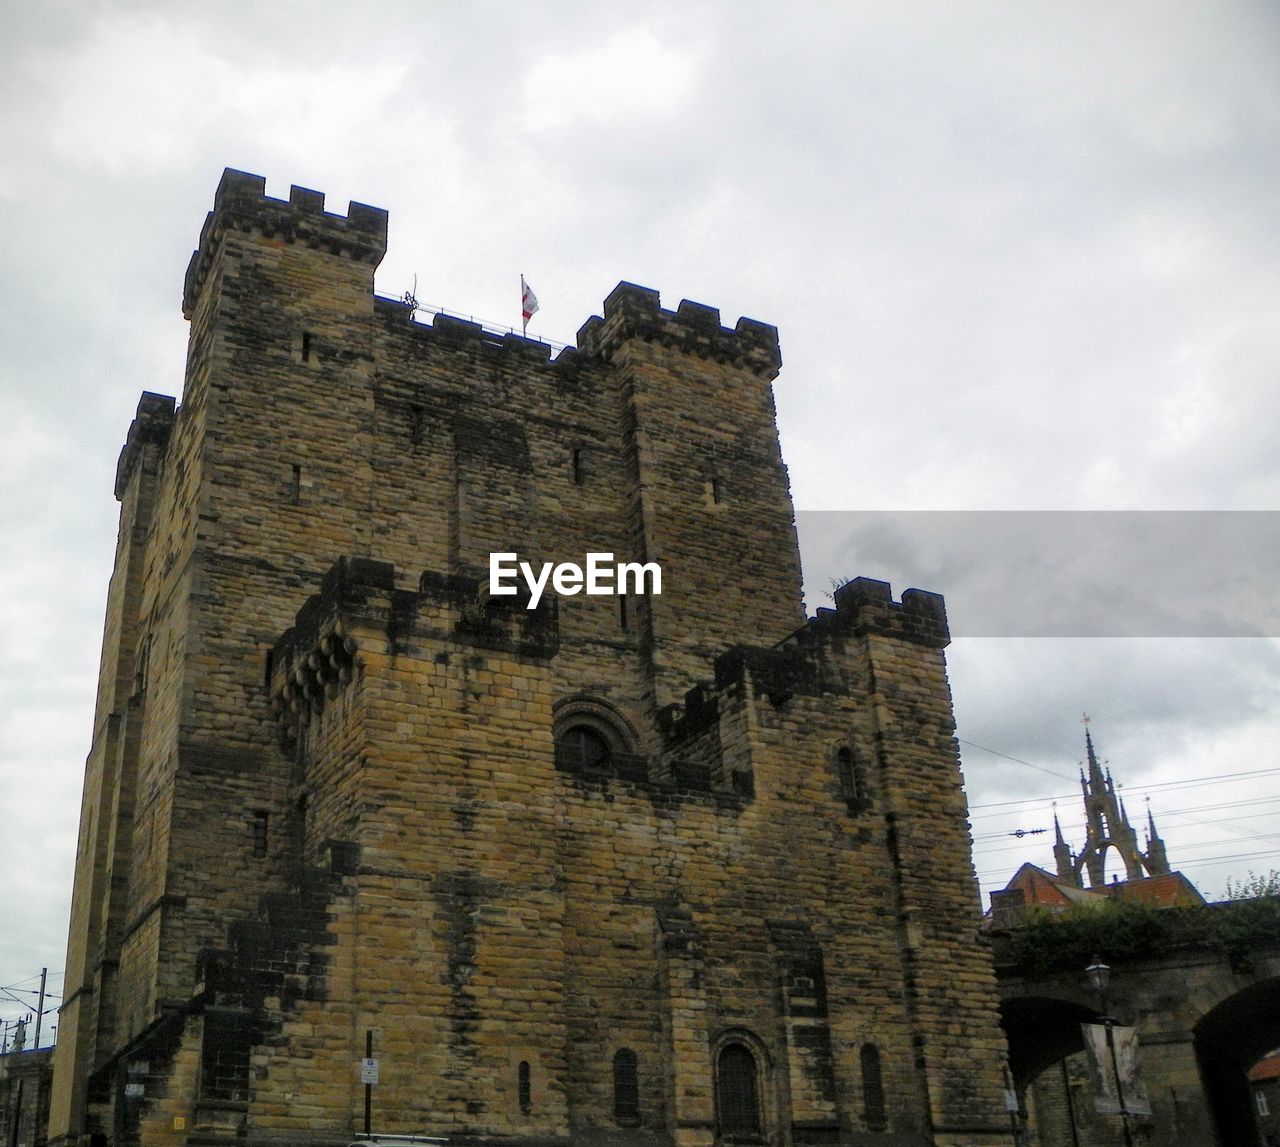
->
1085 726 1106 792
1144 798 1171 875
1052 803 1077 884
1066 718 1165 888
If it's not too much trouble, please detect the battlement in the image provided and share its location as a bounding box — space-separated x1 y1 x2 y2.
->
182 168 389 318
772 577 949 653
576 282 782 377
115 391 176 499
373 295 590 379
270 557 558 740
660 578 948 745
828 576 950 646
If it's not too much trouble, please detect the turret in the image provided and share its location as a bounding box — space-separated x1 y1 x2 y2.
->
1145 800 1171 875
1052 806 1077 885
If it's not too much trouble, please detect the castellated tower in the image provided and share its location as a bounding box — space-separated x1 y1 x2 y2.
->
51 170 1014 1147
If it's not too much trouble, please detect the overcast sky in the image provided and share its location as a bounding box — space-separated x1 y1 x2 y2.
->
2 2 1278 1039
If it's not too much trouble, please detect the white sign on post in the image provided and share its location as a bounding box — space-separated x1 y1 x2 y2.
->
361 1057 380 1085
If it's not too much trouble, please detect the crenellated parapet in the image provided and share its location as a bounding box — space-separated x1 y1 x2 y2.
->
182 167 388 318
269 557 558 741
114 391 176 499
826 576 950 648
660 577 948 744
576 281 782 377
373 296 591 379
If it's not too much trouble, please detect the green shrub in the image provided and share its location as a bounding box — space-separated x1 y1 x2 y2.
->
1001 896 1280 976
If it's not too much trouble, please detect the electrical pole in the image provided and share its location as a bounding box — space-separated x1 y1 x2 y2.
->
33 968 47 1050
365 1029 373 1136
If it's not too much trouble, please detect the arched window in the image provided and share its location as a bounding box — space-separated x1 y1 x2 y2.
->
717 1043 761 1137
613 1048 639 1122
860 1043 886 1132
559 725 611 772
552 696 643 779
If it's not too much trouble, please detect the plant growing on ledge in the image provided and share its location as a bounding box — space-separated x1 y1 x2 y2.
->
1000 895 1280 977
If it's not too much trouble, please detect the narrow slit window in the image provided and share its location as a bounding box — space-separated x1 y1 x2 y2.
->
837 745 869 809
619 595 629 632
717 1044 760 1136
571 447 585 485
518 1060 531 1113
710 475 723 504
291 464 302 504
836 748 854 795
301 331 312 362
613 1048 639 1122
861 1043 886 1132
251 811 269 859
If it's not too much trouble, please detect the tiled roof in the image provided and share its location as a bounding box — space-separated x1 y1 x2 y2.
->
1102 872 1205 908
1249 1055 1280 1083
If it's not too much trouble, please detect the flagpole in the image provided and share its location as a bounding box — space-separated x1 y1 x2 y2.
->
521 274 528 336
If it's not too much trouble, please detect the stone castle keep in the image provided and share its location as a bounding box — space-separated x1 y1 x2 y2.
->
51 169 1014 1147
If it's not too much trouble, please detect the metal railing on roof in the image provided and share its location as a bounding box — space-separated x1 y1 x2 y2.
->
373 293 571 354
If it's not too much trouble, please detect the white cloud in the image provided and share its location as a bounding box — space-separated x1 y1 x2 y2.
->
522 27 698 132
7 10 411 181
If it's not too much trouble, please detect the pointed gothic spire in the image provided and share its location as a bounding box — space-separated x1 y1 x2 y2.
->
1085 727 1106 791
1144 796 1171 876
1052 802 1077 884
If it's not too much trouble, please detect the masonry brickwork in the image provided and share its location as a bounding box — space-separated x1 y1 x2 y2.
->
51 169 1014 1147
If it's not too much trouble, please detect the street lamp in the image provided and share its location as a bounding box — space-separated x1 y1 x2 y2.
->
1085 956 1135 1147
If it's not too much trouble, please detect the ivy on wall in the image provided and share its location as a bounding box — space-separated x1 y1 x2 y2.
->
995 895 1280 977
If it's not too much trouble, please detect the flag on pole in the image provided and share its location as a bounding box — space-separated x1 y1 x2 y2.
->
521 275 539 334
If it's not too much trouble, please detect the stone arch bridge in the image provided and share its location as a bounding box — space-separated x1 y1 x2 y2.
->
995 922 1280 1146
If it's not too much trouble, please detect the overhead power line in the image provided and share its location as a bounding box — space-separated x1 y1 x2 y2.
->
968 765 1280 814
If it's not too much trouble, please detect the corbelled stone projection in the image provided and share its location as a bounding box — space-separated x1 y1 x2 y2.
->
51 169 1013 1147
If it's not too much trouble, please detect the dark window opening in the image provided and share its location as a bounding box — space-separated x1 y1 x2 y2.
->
263 648 274 688
619 595 629 631
710 475 723 504
559 725 611 772
613 1048 640 1123
861 1043 886 1132
251 811 269 859
409 405 425 447
134 635 151 695
301 331 312 363
518 1060 531 1114
571 447 585 485
290 464 302 505
717 1044 760 1137
200 1010 253 1103
836 746 869 809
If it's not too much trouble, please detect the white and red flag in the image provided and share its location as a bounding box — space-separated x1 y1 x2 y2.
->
521 275 539 334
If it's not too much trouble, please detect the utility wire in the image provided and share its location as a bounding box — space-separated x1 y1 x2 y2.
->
958 737 1077 781
968 765 1280 814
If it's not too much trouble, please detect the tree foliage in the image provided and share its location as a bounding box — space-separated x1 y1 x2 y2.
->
999 895 1280 977
1224 869 1280 899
